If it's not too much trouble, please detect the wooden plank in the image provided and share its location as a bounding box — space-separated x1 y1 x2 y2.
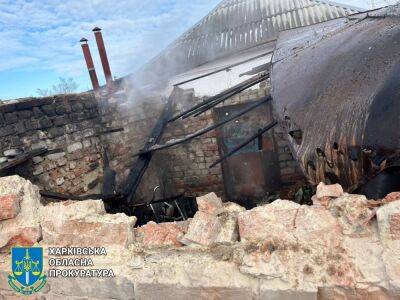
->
0 148 48 173
98 127 124 135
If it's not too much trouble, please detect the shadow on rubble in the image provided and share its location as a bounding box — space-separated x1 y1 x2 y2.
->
355 166 400 200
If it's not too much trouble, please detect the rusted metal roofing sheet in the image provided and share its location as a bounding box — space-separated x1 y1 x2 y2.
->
271 6 400 194
132 0 361 87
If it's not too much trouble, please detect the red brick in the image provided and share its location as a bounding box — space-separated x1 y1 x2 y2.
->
0 195 21 220
1 227 42 252
136 221 188 248
389 213 400 239
384 192 400 203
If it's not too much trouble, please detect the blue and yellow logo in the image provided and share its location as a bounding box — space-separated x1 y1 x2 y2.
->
8 247 47 295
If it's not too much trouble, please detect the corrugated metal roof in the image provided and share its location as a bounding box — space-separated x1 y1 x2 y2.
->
131 0 361 87
177 0 360 59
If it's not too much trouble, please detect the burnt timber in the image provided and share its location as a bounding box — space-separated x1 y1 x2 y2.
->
136 95 272 156
123 93 175 204
168 71 270 122
0 148 48 174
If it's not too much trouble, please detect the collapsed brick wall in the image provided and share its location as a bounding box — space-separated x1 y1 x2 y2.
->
100 81 305 202
0 82 305 202
95 91 169 203
0 94 104 195
161 83 305 199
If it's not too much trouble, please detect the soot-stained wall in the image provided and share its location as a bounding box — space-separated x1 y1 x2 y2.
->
0 84 305 203
100 82 305 203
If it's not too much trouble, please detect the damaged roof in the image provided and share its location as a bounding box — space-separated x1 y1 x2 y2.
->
177 0 360 60
131 0 361 87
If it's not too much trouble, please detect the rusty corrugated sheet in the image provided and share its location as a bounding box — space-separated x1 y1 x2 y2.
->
271 6 400 192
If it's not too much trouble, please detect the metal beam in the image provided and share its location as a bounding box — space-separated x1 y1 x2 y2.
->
135 95 272 157
209 121 278 168
168 71 269 123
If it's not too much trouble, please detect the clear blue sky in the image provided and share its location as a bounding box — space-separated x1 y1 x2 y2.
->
0 0 393 100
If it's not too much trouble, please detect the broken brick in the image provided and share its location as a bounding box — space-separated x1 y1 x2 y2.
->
0 194 21 220
196 192 223 215
135 221 189 249
316 182 344 199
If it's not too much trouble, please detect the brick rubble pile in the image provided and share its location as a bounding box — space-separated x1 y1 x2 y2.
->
0 175 399 299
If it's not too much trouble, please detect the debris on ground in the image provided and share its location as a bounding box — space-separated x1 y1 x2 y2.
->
1 176 399 299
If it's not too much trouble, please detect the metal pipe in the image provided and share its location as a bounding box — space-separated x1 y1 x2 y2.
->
174 200 187 220
92 27 113 87
80 38 100 91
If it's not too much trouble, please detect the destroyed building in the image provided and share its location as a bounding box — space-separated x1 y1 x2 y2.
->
0 0 362 207
1 0 400 299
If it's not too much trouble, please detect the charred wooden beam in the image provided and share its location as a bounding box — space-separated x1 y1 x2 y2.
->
39 190 120 202
135 95 272 156
40 92 176 207
182 71 269 119
98 127 124 135
101 147 116 196
46 148 65 155
122 93 175 204
209 121 278 168
0 147 48 173
168 71 269 123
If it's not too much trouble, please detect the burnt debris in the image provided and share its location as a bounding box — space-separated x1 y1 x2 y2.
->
137 95 273 157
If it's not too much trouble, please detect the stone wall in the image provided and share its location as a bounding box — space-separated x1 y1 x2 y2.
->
0 82 305 203
0 94 104 195
96 87 225 203
1 176 399 299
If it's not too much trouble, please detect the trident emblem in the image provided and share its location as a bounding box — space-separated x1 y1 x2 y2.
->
8 247 47 295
